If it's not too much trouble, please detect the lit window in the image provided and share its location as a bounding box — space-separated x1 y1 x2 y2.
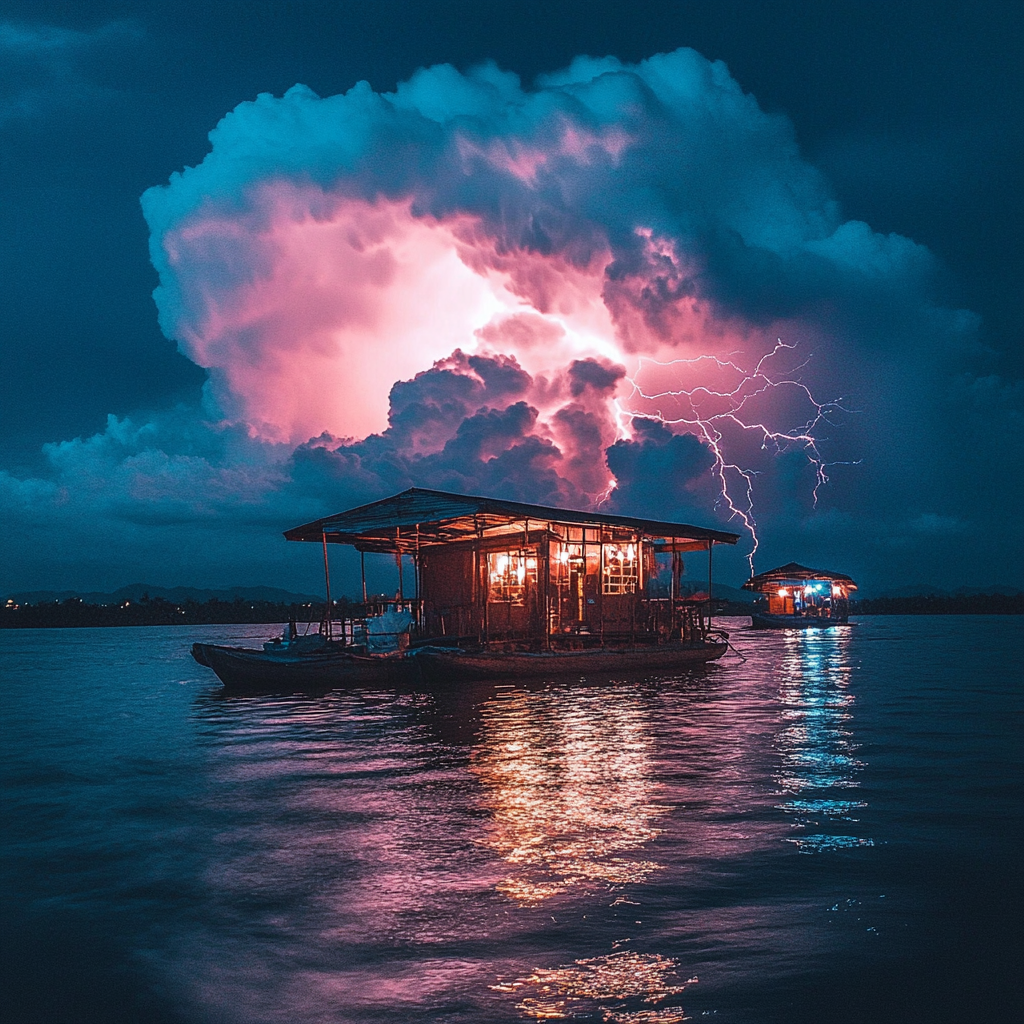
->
488 551 537 604
602 543 638 595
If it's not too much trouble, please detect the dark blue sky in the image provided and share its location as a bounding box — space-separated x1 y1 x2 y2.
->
1 1 1021 595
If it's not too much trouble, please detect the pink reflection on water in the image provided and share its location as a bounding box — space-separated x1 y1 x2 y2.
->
175 634 874 1020
469 686 669 905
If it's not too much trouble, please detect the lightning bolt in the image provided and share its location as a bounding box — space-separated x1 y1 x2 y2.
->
618 339 859 573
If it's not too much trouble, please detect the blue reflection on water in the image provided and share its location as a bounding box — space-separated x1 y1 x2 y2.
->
771 627 874 852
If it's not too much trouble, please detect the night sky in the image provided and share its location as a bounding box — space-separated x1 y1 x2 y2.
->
2 1 1021 597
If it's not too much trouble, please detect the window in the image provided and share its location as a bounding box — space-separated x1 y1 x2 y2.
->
602 543 638 594
488 551 537 604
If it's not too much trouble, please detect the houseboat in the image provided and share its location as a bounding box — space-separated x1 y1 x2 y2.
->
193 488 740 690
742 562 856 628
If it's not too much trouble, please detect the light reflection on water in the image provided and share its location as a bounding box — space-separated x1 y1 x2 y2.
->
3 618 1021 1023
471 687 668 905
495 949 693 1022
772 627 874 853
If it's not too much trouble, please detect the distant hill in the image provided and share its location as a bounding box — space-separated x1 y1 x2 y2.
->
6 584 324 606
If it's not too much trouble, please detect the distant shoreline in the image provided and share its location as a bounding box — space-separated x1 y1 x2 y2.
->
0 597 344 630
2 593 1021 628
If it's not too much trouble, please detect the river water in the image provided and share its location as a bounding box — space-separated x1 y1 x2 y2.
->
2 616 1021 1023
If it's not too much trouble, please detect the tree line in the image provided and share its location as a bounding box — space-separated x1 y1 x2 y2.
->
3 591 1020 629
0 595 356 629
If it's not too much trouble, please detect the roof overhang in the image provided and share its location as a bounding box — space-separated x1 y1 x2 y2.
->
742 561 857 592
285 488 740 554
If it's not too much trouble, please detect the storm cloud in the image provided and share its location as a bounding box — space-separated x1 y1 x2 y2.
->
2 47 1018 593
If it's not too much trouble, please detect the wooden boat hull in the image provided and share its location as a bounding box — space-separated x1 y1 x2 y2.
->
191 642 417 692
749 613 849 629
416 641 728 683
192 638 728 691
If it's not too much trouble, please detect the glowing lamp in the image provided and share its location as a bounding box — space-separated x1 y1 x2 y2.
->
777 588 789 597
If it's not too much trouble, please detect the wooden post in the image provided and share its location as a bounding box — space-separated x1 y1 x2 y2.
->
321 531 332 639
395 528 403 598
543 530 551 650
478 520 488 643
505 543 512 639
670 547 677 638
524 518 532 643
581 528 587 630
630 533 638 646
414 523 421 630
707 539 714 632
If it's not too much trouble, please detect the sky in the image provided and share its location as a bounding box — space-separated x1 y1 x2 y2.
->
1 1 1021 597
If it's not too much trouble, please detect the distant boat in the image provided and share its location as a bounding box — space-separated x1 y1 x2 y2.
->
192 487 740 691
742 562 857 628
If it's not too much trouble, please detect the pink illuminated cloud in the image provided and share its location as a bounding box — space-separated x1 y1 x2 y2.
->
138 48 960 557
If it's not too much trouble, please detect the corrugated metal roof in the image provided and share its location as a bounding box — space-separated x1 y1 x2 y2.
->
742 562 857 591
284 487 740 550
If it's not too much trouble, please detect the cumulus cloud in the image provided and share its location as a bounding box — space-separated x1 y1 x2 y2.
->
3 48 1018 592
141 48 867 446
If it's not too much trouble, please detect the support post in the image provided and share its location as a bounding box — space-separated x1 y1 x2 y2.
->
414 524 421 631
707 539 714 631
670 548 678 637
543 532 551 650
321 531 332 639
581 528 587 628
630 533 638 646
396 527 403 602
478 520 488 643
360 550 367 604
524 518 531 643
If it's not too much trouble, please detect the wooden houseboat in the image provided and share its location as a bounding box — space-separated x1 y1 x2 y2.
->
193 488 740 690
742 562 857 628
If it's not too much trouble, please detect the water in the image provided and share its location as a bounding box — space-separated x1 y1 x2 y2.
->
2 617 1021 1023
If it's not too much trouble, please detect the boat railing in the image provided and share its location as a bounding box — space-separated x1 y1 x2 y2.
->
643 595 711 641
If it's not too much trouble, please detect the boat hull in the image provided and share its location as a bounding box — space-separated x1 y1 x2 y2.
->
192 639 728 691
416 641 728 683
191 642 417 692
749 613 849 629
